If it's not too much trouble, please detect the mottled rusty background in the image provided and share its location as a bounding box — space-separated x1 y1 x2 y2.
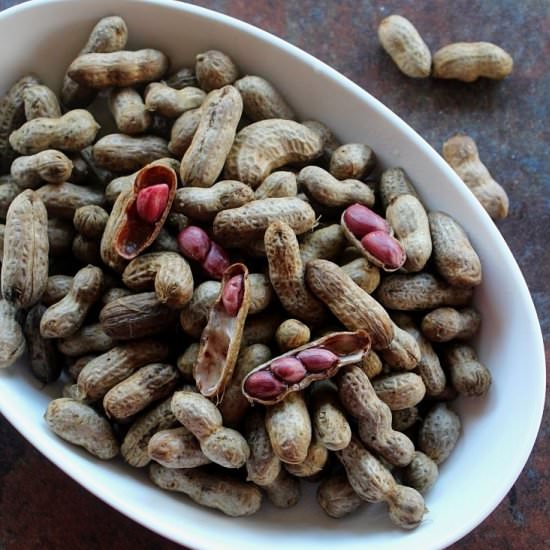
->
0 0 548 549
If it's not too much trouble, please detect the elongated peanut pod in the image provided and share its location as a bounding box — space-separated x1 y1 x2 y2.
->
442 343 491 396
317 473 364 518
145 83 205 118
108 87 151 135
11 150 73 188
147 427 210 468
23 85 62 119
421 307 481 342
0 299 25 369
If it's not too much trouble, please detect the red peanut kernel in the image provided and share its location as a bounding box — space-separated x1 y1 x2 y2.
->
344 203 390 238
270 357 307 384
203 242 230 280
136 183 170 224
222 274 244 316
361 230 406 269
296 348 338 373
244 371 287 399
177 226 211 263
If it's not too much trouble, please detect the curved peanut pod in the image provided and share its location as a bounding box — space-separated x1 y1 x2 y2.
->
242 331 370 405
264 220 327 326
224 119 323 188
112 162 177 260
147 427 210 468
194 264 250 397
306 260 394 350
341 209 406 272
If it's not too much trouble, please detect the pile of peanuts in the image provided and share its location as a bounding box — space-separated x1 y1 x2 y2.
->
0 15 499 528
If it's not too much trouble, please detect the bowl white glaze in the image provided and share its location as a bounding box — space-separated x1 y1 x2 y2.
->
0 1 545 549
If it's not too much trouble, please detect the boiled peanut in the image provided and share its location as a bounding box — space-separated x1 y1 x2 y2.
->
0 299 25 369
195 50 239 91
317 473 364 518
42 275 73 305
361 350 383 379
235 75 295 121
443 134 509 219
429 211 482 287
380 322 421 371
9 110 100 154
392 407 420 432
145 83 205 118
263 469 301 509
421 307 481 342
275 319 310 352
45 398 119 459
224 120 323 188
41 265 103 338
150 464 262 517
73 205 109 239
418 403 461 464
0 178 19 219
23 84 61 119
1 189 49 308
108 87 151 135
168 107 201 157
433 42 513 82
179 280 220 338
379 167 419 211
302 119 340 162
165 66 197 89
373 373 426 410
329 143 376 180
403 451 439 494
58 323 115 357
37 182 104 218
378 15 431 78
147 427 209 468
171 390 250 468
338 366 414 467
340 257 381 294
442 343 491 397
176 343 199 380
285 434 328 477
11 150 72 188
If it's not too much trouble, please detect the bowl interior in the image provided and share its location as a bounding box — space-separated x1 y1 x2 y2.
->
0 1 545 550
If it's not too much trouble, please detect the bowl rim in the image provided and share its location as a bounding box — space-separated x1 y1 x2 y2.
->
0 0 545 549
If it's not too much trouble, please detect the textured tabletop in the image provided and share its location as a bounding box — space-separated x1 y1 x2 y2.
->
0 1 548 549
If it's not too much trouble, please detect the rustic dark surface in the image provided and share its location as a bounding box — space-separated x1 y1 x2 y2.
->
0 0 548 549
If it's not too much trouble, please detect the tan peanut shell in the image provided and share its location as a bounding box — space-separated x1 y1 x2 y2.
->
147 427 210 468
298 166 375 208
380 322 421 371
373 373 426 410
0 75 41 171
386 194 431 272
73 205 109 239
194 264 250 397
37 181 105 218
265 391 312 464
47 218 74 256
421 307 481 342
173 180 254 221
0 299 25 369
403 451 439 494
429 211 482 287
145 83 205 118
58 323 115 357
317 473 364 518
103 363 179 422
329 143 376 180
23 85 61 120
244 408 281 486
443 343 491 397
337 437 426 529
150 464 262 517
310 382 352 451
378 15 431 78
302 119 340 162
1 189 49 308
123 252 179 290
11 150 72 188
219 344 272 427
247 273 273 314
108 87 151 135
379 167 419 210
76 339 169 401
40 266 103 339
264 469 301 508
165 66 197 89
235 75 295 121
61 16 128 107
224 119 323 188
93 133 170 172
418 403 461 464
121 397 178 467
432 42 513 82
155 253 194 308
179 280 221 339
285 434 328 477
45 398 119 459
275 319 310 352
180 85 242 188
306 259 394 350
443 134 509 220
361 350 383 379
195 50 239 91
176 343 199 380
338 366 414 467
68 49 169 88
42 275 73 305
168 107 201 157
340 257 381 294
0 178 20 219
9 110 100 154
100 187 131 273
214 197 316 246
100 291 178 340
298 224 345 266
375 273 474 311
265 220 326 325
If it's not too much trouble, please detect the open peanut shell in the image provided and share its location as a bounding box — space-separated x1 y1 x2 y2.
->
242 330 371 405
194 263 251 398
114 163 177 260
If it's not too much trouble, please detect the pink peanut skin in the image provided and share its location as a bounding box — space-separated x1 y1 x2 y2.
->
203 242 230 279
244 371 286 399
344 203 390 237
136 183 169 224
361 231 406 270
296 348 338 373
177 226 210 262
222 274 244 316
270 357 307 383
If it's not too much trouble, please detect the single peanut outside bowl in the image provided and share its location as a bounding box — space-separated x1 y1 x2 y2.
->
0 0 545 549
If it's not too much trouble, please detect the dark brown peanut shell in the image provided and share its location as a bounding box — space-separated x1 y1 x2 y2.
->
392 407 420 432
1 190 48 308
176 343 199 380
168 107 201 157
264 469 301 508
194 264 250 397
195 50 239 91
42 275 73 305
150 464 262 517
0 299 25 369
418 403 461 464
58 323 115 357
147 427 210 468
317 473 364 518
11 150 73 188
375 273 474 311
37 182 105 219
73 205 109 239
72 234 100 264
48 218 74 256
442 343 491 396
329 143 376 180
108 87 151 135
180 85 243 188
235 75 295 121
421 307 481 342
306 260 394 349
23 84 61 120
379 167 418 211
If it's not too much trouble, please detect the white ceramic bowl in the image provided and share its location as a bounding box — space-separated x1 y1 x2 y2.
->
0 1 545 549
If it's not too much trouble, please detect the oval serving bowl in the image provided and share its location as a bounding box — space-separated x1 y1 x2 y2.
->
0 1 545 549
